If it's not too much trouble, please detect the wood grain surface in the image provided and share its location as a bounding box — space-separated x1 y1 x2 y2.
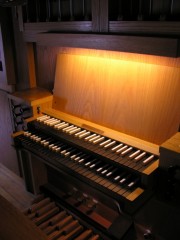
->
0 193 47 240
53 52 180 145
0 90 18 174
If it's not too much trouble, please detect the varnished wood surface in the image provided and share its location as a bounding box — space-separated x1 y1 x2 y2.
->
36 33 180 57
23 22 92 42
0 8 15 92
9 87 53 106
0 193 47 240
0 163 35 211
99 0 108 32
52 53 180 145
36 47 180 92
27 43 37 88
11 8 31 91
161 132 180 154
0 90 19 174
159 132 180 169
109 21 180 35
91 0 100 32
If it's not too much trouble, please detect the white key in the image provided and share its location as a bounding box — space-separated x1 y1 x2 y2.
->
30 134 36 140
111 143 123 151
54 122 63 128
52 146 59 151
61 149 67 155
89 135 100 142
54 147 61 152
93 136 105 144
101 169 108 174
79 158 85 163
37 115 50 122
69 127 81 135
74 156 81 161
85 133 97 141
97 167 103 172
129 149 141 159
35 137 41 142
104 141 116 149
90 160 100 168
44 118 55 124
63 125 74 132
90 164 95 168
116 145 128 153
99 139 111 146
24 131 31 137
85 161 92 166
49 144 55 149
75 129 86 137
43 141 49 147
121 147 133 156
143 155 154 165
119 178 126 184
66 126 77 133
48 120 61 126
127 182 134 188
114 175 120 181
106 171 113 177
56 122 69 130
105 166 115 176
71 153 81 159
64 151 71 157
36 115 46 121
33 136 39 141
46 118 57 124
79 131 91 139
134 151 146 162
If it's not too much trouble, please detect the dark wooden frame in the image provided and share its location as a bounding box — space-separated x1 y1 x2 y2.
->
36 33 180 57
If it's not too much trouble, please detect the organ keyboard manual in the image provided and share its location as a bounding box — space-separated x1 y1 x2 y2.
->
13 52 180 240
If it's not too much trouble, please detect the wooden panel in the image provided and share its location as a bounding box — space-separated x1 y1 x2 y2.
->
99 0 109 32
23 22 92 42
91 0 100 32
0 90 19 174
0 163 35 211
0 8 16 92
35 46 180 93
159 132 180 169
22 0 92 22
36 33 180 57
53 53 180 145
9 87 53 106
108 0 180 21
36 47 58 90
12 9 31 90
27 43 36 88
0 194 47 240
109 21 180 36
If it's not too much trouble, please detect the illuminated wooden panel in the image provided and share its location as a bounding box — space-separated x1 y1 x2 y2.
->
53 53 180 145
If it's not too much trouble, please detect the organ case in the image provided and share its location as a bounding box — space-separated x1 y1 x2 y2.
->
13 51 180 240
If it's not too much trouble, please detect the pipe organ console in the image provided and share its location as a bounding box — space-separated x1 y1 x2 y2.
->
13 52 180 240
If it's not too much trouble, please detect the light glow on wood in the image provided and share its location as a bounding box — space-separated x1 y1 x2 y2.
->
53 50 180 145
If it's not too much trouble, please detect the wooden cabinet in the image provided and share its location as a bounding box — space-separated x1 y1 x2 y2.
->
108 0 180 35
18 0 180 36
0 8 16 92
20 0 99 42
13 0 180 57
